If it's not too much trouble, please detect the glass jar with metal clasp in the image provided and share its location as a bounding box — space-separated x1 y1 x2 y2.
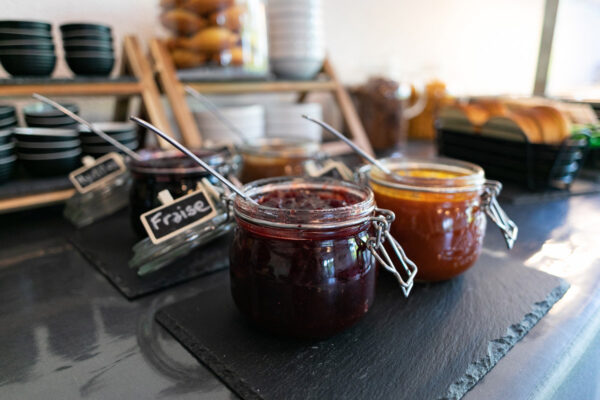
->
359 157 518 282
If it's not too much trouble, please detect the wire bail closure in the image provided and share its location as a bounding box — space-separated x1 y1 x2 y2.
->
482 180 518 249
366 208 418 297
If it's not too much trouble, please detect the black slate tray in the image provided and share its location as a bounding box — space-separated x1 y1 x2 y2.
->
0 176 72 200
69 209 231 299
156 255 568 400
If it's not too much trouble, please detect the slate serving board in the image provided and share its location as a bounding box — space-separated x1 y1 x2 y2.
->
69 209 231 299
156 254 569 400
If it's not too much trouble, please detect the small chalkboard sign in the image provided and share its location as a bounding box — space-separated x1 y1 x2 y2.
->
306 160 353 181
140 187 218 244
69 152 127 194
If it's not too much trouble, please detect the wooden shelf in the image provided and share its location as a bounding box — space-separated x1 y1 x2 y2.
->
0 35 173 214
0 80 144 97
0 188 74 214
184 79 338 94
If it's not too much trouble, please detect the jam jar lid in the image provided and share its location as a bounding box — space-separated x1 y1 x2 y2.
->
236 137 320 159
234 176 375 229
129 148 230 175
364 157 486 193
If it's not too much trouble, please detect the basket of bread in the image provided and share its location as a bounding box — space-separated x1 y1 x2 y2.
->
159 0 268 78
436 98 594 190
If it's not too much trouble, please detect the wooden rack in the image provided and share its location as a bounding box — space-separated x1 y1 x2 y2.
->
150 38 372 156
0 35 171 214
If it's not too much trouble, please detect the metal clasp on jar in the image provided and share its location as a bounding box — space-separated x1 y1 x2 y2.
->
482 180 518 249
366 208 418 297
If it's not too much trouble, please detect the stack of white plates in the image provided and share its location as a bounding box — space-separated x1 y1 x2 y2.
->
265 103 323 142
267 0 325 79
195 105 265 145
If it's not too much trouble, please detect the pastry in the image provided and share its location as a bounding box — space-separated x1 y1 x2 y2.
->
180 27 236 53
209 5 246 31
160 0 186 9
230 46 244 65
456 104 489 126
170 48 207 68
160 9 207 35
507 110 543 143
182 0 234 16
532 106 571 143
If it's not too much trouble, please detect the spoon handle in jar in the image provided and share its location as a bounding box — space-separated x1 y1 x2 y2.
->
301 115 393 175
184 86 247 144
130 116 254 203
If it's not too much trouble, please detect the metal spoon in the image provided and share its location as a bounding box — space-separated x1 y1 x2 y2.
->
184 86 247 143
32 93 142 161
301 115 394 176
130 116 255 203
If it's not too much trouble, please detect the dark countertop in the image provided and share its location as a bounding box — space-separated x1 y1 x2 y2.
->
1 184 600 399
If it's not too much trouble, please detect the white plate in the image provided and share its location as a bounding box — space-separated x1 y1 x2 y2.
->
14 127 78 138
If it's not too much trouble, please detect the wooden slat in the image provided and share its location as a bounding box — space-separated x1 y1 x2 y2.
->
0 81 143 97
123 35 173 148
0 189 74 214
323 59 374 156
321 140 354 156
151 38 203 148
185 79 337 94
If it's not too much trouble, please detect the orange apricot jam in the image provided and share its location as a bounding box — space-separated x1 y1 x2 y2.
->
237 138 320 183
366 159 487 282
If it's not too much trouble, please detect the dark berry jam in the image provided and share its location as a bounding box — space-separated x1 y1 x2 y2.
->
256 188 362 210
129 149 229 237
230 182 376 339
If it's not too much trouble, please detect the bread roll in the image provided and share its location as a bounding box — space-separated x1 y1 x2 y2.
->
474 99 508 117
180 27 236 53
532 106 571 143
230 46 244 65
160 0 187 9
209 5 246 31
507 110 543 143
160 9 207 35
170 48 207 68
456 104 489 126
182 0 234 15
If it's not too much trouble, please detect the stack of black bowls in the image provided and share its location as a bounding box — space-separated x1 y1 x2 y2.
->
0 20 56 76
23 102 79 129
79 122 138 156
61 23 115 76
0 105 18 130
14 128 82 177
0 128 16 183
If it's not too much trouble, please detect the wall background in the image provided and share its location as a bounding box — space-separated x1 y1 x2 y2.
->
1 0 599 126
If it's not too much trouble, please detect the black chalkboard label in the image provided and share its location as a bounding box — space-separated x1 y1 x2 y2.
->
69 152 127 193
140 188 218 244
306 160 353 181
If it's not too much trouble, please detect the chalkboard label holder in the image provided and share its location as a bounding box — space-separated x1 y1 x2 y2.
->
140 185 219 245
306 160 354 181
69 152 127 194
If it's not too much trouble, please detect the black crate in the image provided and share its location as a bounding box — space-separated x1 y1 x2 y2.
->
437 129 589 190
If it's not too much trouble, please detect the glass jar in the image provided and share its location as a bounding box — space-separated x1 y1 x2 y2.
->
229 176 417 339
160 0 268 79
237 137 320 184
361 157 517 282
129 148 237 237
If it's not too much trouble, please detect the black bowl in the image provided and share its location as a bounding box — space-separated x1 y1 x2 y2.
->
0 53 56 76
20 157 82 177
64 44 114 52
81 131 137 144
0 31 53 41
0 155 16 183
23 102 79 118
65 55 114 76
0 42 55 51
61 33 113 41
60 23 111 33
25 115 78 127
0 105 15 119
0 129 12 144
0 21 51 31
14 127 78 142
0 141 14 158
0 115 17 128
16 142 80 154
62 38 113 47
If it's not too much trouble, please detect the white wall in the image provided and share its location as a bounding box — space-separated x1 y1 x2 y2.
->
2 0 598 97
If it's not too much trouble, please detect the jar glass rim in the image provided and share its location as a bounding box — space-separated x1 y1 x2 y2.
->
234 176 375 229
129 149 230 175
236 137 320 159
363 157 486 193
